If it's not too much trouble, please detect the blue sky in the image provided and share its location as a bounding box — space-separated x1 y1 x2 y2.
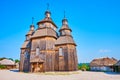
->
0 0 120 63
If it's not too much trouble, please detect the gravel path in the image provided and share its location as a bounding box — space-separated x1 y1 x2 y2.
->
0 70 120 80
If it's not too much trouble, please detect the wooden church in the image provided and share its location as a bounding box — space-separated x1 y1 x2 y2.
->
19 7 78 72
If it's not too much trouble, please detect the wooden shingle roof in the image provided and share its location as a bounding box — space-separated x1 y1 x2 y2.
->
55 36 76 46
26 30 34 36
31 28 57 39
21 40 30 49
90 57 117 67
59 25 72 32
37 17 57 28
0 59 15 65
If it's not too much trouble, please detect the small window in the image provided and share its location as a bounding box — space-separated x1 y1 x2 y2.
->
59 48 64 56
24 51 28 59
42 23 45 27
39 23 45 28
62 31 66 35
36 47 40 55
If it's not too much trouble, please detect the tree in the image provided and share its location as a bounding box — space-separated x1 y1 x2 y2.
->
8 58 14 61
15 59 20 63
78 63 90 71
0 65 6 69
0 57 7 60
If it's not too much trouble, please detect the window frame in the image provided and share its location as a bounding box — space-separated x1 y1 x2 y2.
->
36 47 40 55
59 47 64 56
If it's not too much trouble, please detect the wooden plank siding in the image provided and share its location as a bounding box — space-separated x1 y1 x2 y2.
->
20 10 78 72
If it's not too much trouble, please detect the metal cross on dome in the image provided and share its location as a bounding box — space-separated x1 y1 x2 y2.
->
32 17 34 24
64 10 66 18
47 3 49 10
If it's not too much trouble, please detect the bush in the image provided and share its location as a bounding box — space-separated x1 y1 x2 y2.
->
15 59 20 63
8 58 14 61
0 65 6 69
78 63 90 71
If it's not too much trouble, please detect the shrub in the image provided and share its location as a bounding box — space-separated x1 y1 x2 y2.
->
0 65 6 69
15 59 20 63
78 63 90 71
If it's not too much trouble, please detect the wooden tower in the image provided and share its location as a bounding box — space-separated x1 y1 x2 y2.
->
29 10 58 72
55 16 78 71
20 24 35 72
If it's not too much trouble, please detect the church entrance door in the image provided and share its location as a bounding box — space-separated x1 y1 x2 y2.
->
39 63 44 72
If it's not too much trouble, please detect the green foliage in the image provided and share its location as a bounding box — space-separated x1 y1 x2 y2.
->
78 63 90 71
15 59 20 63
8 58 14 61
0 65 6 69
0 57 7 61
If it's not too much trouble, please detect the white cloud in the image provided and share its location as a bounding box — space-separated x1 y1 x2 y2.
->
99 49 111 53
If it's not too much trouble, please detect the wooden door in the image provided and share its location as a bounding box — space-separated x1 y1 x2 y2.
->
39 63 44 72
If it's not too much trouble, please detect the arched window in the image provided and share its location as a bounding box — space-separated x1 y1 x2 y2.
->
59 48 64 56
36 47 40 55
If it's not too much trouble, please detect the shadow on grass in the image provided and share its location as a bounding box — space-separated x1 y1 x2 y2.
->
10 69 19 72
104 72 120 75
88 71 120 75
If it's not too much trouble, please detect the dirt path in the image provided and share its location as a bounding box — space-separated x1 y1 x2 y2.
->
0 70 120 80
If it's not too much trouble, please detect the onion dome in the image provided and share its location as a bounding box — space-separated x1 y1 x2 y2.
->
37 10 57 28
31 6 58 39
37 5 57 28
55 13 76 46
26 24 35 36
